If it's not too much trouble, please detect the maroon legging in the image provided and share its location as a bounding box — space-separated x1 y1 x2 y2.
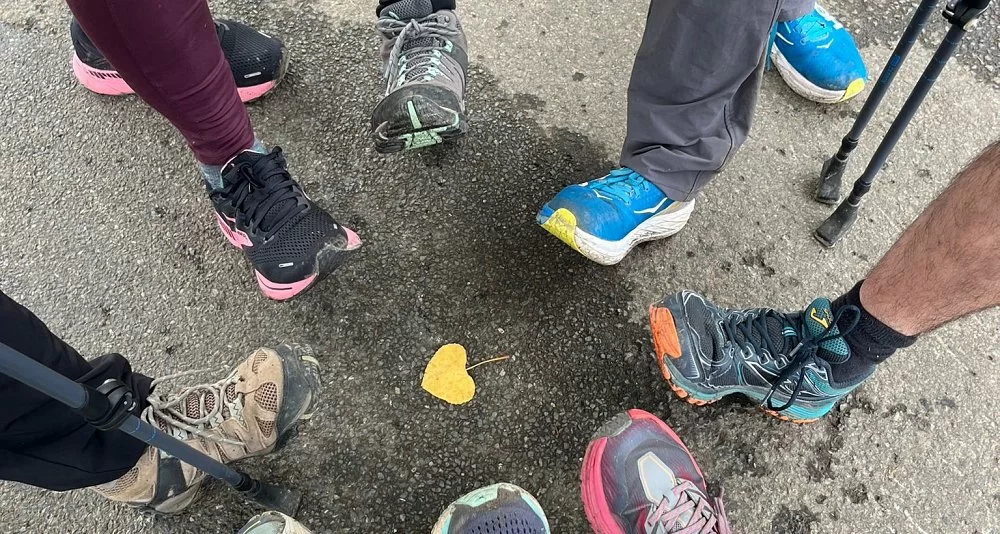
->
67 0 254 165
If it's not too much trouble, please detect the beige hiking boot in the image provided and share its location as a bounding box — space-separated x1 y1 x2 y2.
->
92 343 321 514
238 511 314 534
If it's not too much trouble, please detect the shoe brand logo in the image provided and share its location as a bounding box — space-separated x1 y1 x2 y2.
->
634 197 671 215
809 308 830 328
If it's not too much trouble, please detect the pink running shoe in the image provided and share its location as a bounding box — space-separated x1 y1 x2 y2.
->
581 409 731 534
70 18 288 103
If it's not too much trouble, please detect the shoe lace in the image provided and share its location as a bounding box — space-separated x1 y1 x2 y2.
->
786 13 831 44
591 168 652 204
378 14 460 89
721 306 860 412
221 148 305 240
143 368 246 447
646 481 732 534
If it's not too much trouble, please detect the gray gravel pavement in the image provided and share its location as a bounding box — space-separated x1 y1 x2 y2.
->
1 0 998 532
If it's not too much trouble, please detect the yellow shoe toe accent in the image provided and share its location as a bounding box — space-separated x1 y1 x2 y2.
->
540 208 582 253
840 78 866 102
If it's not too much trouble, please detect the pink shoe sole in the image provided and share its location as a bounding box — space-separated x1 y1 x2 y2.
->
72 54 278 103
216 213 362 301
580 409 706 534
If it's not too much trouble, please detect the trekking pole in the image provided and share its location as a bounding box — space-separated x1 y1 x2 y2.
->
815 0 992 247
0 341 302 516
815 0 941 204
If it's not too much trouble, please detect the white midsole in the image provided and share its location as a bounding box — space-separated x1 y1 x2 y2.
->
771 47 846 104
572 200 696 265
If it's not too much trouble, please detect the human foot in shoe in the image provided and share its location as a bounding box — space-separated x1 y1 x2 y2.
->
372 0 468 152
582 409 730 534
771 4 867 103
649 292 870 422
92 343 321 513
212 147 361 301
70 18 288 102
537 168 694 265
432 483 550 534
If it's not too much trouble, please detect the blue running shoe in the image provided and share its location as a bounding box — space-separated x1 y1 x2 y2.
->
537 168 695 265
649 292 869 423
772 4 867 103
432 483 550 534
581 409 730 534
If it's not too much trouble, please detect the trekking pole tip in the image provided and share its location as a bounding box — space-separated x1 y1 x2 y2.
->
814 199 860 247
816 155 846 205
247 480 303 517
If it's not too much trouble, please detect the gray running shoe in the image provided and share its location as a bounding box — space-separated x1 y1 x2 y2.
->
373 0 468 153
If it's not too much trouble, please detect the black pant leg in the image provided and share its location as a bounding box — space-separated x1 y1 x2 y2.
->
0 290 152 491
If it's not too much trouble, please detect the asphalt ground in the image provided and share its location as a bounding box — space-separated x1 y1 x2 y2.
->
1 0 998 532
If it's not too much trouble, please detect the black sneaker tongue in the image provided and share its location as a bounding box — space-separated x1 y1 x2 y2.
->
385 0 434 20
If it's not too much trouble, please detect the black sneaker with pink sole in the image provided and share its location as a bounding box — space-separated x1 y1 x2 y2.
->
212 148 361 301
70 18 288 103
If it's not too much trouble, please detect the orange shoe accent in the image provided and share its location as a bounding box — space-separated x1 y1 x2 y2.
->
761 407 819 424
649 305 682 359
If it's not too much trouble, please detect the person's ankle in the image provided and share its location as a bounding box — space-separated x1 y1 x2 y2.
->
828 280 919 382
199 139 267 190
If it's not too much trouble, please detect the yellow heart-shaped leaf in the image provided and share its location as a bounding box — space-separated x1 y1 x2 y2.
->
421 343 476 405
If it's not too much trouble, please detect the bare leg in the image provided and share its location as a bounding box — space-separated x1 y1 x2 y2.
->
861 141 1000 336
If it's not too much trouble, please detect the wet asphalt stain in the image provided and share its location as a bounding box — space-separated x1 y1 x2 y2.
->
770 504 819 534
146 6 672 532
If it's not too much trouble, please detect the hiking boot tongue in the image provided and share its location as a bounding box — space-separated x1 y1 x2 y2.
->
803 298 851 363
384 0 434 20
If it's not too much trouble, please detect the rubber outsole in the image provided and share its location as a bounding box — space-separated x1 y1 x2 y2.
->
537 200 695 266
372 113 468 154
648 304 821 424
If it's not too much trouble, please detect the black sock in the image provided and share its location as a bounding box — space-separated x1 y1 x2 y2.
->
828 280 918 383
377 0 456 15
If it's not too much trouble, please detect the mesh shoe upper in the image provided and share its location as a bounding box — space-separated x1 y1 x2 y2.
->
93 345 321 513
70 18 285 90
215 20 285 89
543 168 685 241
435 483 550 534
